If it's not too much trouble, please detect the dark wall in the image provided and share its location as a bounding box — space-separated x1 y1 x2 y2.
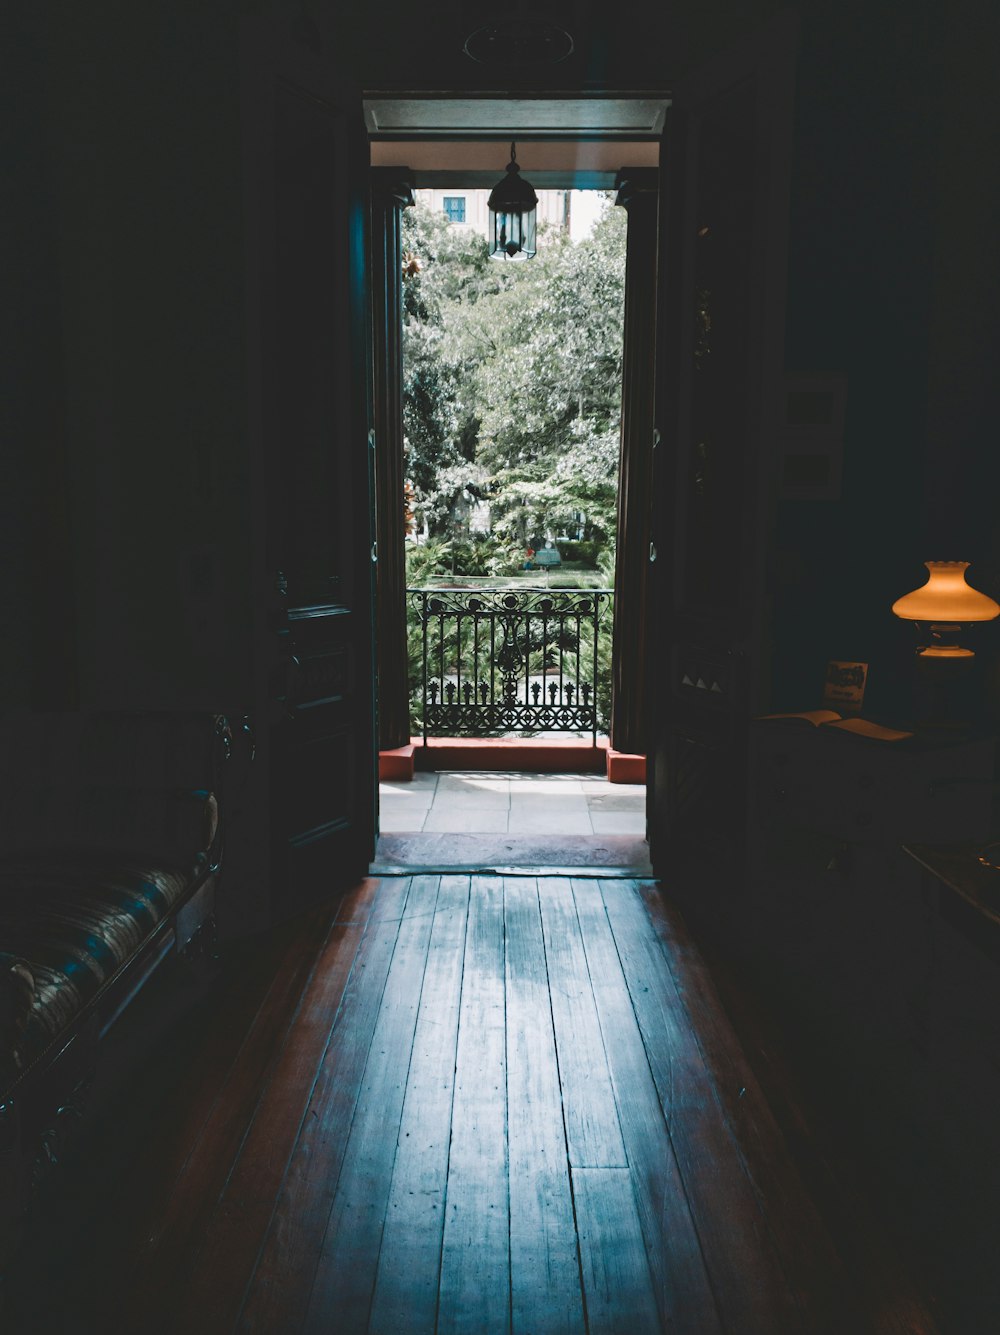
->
771 0 1000 721
772 0 934 716
3 9 76 708
923 0 1000 567
12 0 255 715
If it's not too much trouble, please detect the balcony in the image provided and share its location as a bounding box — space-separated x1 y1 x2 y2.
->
409 583 613 747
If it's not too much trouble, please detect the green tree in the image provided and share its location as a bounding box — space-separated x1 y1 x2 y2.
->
401 194 626 566
401 205 512 537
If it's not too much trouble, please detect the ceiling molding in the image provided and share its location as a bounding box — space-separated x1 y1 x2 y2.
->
404 170 628 189
369 139 660 175
363 95 670 139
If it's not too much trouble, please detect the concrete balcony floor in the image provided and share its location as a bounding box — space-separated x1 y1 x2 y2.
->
375 770 650 872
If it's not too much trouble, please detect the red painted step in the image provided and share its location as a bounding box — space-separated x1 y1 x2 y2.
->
379 738 646 784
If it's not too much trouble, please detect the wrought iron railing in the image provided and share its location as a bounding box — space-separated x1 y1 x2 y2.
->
409 586 613 744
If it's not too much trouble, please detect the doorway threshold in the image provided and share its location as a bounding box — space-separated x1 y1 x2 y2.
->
380 737 645 783
371 863 654 878
373 832 651 874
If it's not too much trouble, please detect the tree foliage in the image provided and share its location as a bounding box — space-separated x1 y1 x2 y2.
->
401 197 627 569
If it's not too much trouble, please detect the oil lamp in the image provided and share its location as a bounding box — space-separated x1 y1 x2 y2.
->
891 561 999 657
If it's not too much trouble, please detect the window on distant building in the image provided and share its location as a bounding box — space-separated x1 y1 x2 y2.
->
442 196 467 223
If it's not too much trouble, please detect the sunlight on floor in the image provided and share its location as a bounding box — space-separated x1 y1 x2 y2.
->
379 771 646 836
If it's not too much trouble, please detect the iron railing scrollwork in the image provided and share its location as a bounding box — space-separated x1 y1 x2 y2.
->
409 587 613 745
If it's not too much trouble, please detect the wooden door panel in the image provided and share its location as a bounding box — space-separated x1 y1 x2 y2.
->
275 723 356 859
243 19 376 917
679 87 757 620
273 608 357 855
649 17 797 884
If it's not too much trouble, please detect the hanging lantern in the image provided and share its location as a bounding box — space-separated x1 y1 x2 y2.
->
487 141 538 261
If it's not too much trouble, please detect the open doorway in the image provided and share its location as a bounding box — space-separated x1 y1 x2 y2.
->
400 185 623 741
238 26 795 909
371 117 659 790
367 109 662 869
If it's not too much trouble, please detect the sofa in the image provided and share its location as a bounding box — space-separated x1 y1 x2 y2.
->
0 711 230 1268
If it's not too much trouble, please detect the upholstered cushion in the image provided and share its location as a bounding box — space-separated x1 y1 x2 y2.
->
0 712 225 1090
0 854 193 1080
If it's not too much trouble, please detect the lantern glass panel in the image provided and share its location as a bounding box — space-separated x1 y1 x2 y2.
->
489 205 537 260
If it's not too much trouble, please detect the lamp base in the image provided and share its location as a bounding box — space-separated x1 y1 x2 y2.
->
913 651 979 731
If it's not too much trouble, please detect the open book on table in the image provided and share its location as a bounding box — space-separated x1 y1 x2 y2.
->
759 710 914 742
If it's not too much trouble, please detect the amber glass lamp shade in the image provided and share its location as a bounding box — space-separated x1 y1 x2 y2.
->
891 561 1000 657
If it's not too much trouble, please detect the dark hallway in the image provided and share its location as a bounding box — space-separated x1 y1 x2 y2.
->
7 0 1000 1330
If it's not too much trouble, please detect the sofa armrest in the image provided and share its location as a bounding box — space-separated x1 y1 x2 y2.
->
185 788 221 874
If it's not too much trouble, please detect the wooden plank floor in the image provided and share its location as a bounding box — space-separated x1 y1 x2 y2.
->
8 875 938 1335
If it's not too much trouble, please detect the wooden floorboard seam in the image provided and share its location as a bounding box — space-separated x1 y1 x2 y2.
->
597 879 812 1333
236 876 416 1334
653 935 826 1331
292 874 423 1329
368 875 471 1335
170 926 375 1330
503 881 514 1335
156 879 386 1333
212 901 366 1204
110 920 306 1271
126 903 344 1334
564 1162 592 1335
586 880 727 1329
302 876 445 1333
537 877 628 1169
640 885 938 1335
173 907 332 1191
504 876 589 1335
571 878 722 1334
532 876 596 1335
626 881 855 1332
436 876 510 1334
222 879 389 1331
427 875 472 1335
